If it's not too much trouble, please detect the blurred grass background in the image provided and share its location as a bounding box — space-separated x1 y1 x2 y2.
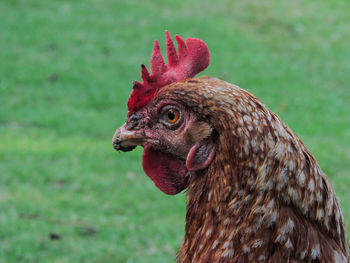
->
1 0 350 262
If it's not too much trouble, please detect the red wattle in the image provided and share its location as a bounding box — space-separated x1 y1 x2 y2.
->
142 145 188 195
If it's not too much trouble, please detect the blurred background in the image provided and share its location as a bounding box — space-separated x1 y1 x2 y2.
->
1 0 349 262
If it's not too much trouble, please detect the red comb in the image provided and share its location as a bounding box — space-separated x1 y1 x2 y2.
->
127 31 210 114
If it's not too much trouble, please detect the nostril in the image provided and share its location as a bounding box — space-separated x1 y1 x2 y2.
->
126 114 142 130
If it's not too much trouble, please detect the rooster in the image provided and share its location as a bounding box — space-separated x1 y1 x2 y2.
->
112 31 350 262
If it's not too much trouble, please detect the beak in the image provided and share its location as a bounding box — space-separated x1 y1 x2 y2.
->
112 123 147 152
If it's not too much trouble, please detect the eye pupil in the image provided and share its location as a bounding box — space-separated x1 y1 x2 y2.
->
165 108 179 124
168 110 176 120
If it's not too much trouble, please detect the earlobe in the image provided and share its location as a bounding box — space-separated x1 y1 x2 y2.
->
186 139 216 171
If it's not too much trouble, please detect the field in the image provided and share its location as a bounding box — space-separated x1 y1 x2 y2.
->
1 0 350 262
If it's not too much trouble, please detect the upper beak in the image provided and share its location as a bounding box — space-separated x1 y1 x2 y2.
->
112 123 147 152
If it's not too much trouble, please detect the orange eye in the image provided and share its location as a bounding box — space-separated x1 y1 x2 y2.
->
166 109 179 124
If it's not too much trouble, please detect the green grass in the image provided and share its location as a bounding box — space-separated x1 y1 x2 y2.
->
1 0 350 262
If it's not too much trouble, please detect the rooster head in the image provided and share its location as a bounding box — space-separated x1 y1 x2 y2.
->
112 32 212 195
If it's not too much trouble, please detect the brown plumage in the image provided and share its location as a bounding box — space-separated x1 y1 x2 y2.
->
169 77 349 262
113 33 349 262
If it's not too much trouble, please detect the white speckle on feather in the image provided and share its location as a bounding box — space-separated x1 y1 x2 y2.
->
276 218 294 243
251 139 256 148
243 245 251 253
287 187 294 198
212 240 219 249
244 128 250 138
268 133 274 148
288 160 294 170
191 252 196 263
333 250 347 263
267 199 275 209
275 142 284 159
223 249 234 258
244 142 249 155
277 168 289 190
252 239 263 248
258 255 266 262
326 197 334 213
316 208 324 220
298 171 305 186
287 218 295 229
311 244 320 259
308 179 315 192
220 229 226 237
285 238 293 249
229 230 235 240
206 228 212 237
224 218 229 226
267 211 278 226
309 192 314 204
223 241 230 249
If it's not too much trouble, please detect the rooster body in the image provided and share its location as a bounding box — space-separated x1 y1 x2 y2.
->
113 33 349 262
168 77 349 262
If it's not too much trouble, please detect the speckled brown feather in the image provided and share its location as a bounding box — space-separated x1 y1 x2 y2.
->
153 76 350 263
